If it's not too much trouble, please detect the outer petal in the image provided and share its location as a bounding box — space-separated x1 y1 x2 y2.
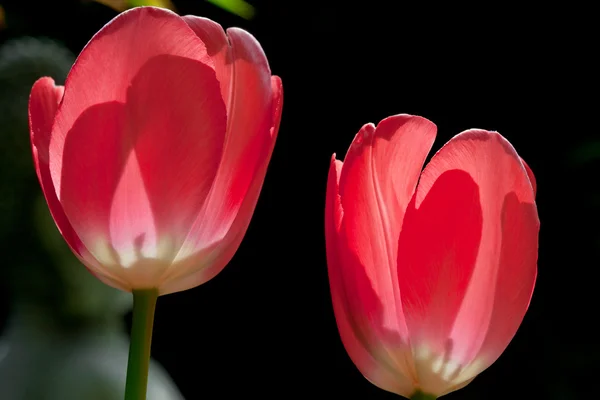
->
29 77 128 290
470 159 538 379
397 130 538 394
175 24 277 257
520 157 537 196
52 7 212 148
338 115 436 338
326 155 415 397
182 15 232 105
30 78 65 194
159 76 283 294
51 7 227 289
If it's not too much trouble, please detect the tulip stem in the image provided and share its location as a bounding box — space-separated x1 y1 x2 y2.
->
125 288 159 400
410 390 437 400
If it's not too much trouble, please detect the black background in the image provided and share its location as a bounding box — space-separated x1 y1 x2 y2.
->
0 1 595 399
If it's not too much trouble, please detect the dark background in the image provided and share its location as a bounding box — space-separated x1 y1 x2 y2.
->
0 1 595 399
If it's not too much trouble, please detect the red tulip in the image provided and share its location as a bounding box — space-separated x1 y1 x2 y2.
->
28 7 283 294
325 114 538 397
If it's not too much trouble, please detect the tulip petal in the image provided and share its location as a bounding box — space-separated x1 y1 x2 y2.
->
30 78 64 190
326 155 415 397
125 55 226 255
58 57 225 287
397 168 483 393
338 115 437 337
182 15 232 107
54 7 211 128
159 76 283 294
50 6 213 197
49 7 227 287
521 157 537 196
397 130 538 389
470 170 538 377
29 77 128 290
175 27 277 258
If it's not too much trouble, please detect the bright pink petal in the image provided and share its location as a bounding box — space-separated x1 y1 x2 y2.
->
58 57 225 285
29 77 75 251
29 77 128 290
125 55 226 254
50 6 213 196
30 78 64 186
53 101 127 263
326 155 414 396
175 27 277 256
338 115 437 338
50 8 226 286
397 168 483 383
183 15 232 107
397 130 538 378
160 76 283 294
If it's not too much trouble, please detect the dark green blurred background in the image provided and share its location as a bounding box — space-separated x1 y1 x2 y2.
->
0 1 595 399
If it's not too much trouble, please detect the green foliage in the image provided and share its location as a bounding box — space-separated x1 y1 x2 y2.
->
569 140 600 165
93 0 174 12
207 0 256 19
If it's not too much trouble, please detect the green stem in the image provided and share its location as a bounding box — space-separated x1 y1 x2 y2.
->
124 289 159 400
410 390 437 400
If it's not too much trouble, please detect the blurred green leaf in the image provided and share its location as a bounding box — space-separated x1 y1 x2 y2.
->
207 0 255 19
128 0 175 9
569 140 600 165
92 0 255 19
92 0 175 12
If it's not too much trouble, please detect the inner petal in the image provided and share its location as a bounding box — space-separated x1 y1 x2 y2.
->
109 150 158 268
125 54 226 259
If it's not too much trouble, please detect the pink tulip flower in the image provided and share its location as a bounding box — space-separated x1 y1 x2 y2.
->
28 7 283 294
325 114 538 398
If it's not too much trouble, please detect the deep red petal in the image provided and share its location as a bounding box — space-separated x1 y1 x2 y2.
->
397 169 483 355
397 130 538 372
